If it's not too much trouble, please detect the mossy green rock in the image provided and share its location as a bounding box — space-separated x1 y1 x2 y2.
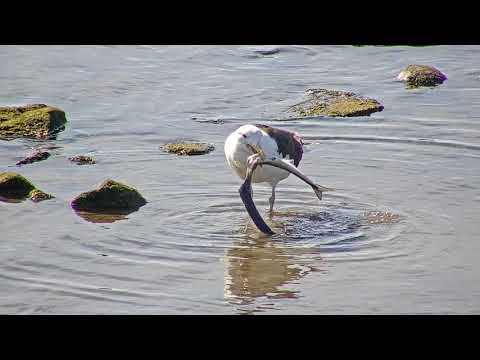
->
162 142 215 155
288 89 384 117
71 179 147 213
0 172 54 202
397 65 447 87
0 104 67 139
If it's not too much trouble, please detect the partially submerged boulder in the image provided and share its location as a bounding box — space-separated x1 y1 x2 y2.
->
71 179 147 213
161 142 215 155
0 104 67 139
287 89 384 117
16 150 51 166
69 155 96 165
397 65 447 87
0 172 54 202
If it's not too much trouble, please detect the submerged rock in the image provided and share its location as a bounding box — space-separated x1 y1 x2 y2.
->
253 47 282 56
0 104 67 139
69 155 96 165
194 118 226 125
397 65 447 87
16 150 51 166
161 142 215 155
287 89 384 117
0 172 54 202
71 179 147 213
364 211 400 224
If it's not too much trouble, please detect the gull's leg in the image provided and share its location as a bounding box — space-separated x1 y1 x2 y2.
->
243 219 250 233
268 184 276 213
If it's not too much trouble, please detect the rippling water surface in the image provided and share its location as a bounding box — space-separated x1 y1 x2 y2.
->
1 45 479 314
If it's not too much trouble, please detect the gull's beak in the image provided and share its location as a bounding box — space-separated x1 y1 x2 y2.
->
239 178 275 235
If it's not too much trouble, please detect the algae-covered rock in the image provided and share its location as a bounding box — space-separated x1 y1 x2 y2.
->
397 65 447 87
29 189 55 202
0 172 54 202
161 142 215 155
287 89 384 117
0 104 67 139
71 179 147 213
16 150 51 166
69 155 96 165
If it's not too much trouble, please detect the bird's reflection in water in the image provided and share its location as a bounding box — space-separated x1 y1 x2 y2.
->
224 221 322 314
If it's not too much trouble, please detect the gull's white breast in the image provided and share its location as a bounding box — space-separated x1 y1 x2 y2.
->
224 124 291 185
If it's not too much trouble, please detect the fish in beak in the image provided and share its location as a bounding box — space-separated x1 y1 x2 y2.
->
239 155 334 235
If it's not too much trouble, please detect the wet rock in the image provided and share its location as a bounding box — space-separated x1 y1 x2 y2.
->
397 65 447 87
253 47 282 56
287 89 384 117
161 142 215 155
194 118 226 125
41 145 62 150
16 150 51 166
364 211 400 224
29 189 54 202
69 155 96 165
71 179 147 213
0 172 54 202
0 104 67 139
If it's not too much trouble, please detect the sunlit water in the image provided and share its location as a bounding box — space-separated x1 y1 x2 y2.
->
1 45 479 314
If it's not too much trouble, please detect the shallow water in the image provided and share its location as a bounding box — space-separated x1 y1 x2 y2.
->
1 45 479 314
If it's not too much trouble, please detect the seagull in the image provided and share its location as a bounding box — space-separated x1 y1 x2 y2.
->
224 124 333 235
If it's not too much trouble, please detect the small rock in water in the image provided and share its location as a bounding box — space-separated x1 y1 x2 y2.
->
16 151 51 166
288 89 384 117
71 179 147 213
253 47 282 56
0 104 67 139
397 65 447 87
29 189 54 202
195 118 226 125
364 211 400 224
69 155 96 165
0 172 54 202
161 142 215 155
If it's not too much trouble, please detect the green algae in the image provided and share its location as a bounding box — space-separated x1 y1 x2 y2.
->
162 142 215 155
71 179 147 212
398 65 447 88
29 189 55 202
324 97 384 117
0 104 67 139
289 89 384 117
0 172 54 202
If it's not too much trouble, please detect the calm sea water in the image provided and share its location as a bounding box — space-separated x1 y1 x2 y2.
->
1 45 479 314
